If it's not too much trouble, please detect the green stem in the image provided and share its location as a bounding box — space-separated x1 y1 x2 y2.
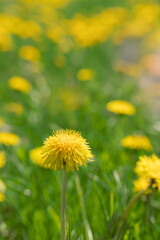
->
61 166 66 240
115 188 147 239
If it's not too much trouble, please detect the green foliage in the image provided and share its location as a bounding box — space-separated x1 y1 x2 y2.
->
0 0 160 239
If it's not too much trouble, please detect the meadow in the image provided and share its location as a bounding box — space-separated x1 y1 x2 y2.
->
0 0 160 239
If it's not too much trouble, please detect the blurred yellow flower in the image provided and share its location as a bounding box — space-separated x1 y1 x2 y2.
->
121 135 152 151
19 46 40 61
113 4 160 43
0 151 6 168
15 20 42 41
68 8 126 47
47 25 67 43
9 76 31 93
42 129 94 172
0 132 20 146
134 154 160 193
77 69 94 81
0 27 12 51
37 6 58 24
29 147 46 167
5 102 24 115
106 100 135 115
0 180 6 202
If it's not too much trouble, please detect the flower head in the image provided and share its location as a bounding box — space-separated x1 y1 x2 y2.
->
121 135 152 151
9 76 31 93
0 27 12 51
42 129 94 172
19 45 40 61
0 132 20 146
77 69 94 81
134 154 160 193
106 100 135 115
0 151 6 168
29 147 46 167
134 177 150 193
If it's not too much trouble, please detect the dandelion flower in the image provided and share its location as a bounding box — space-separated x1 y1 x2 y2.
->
29 147 47 167
9 76 31 93
121 135 152 151
42 129 94 172
19 45 40 61
134 154 160 193
0 27 12 51
0 151 6 168
0 132 20 146
134 177 150 193
106 100 135 115
5 102 24 115
77 69 94 81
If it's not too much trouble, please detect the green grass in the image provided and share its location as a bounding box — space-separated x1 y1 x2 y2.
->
0 0 160 239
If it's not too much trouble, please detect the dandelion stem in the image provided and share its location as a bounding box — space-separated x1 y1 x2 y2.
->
115 188 147 239
61 166 66 240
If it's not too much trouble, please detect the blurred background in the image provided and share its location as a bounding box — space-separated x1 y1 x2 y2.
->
0 0 160 239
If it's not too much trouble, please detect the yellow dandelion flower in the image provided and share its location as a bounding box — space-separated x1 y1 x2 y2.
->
121 135 152 151
0 27 12 51
77 69 94 81
5 102 24 115
47 25 66 43
9 76 31 93
15 20 42 41
133 177 150 193
0 151 6 168
68 8 126 47
106 100 135 115
29 147 47 168
42 129 94 172
134 154 160 193
19 46 40 61
0 117 3 127
0 132 20 146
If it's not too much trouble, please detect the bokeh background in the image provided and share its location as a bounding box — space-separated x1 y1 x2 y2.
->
0 0 160 239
